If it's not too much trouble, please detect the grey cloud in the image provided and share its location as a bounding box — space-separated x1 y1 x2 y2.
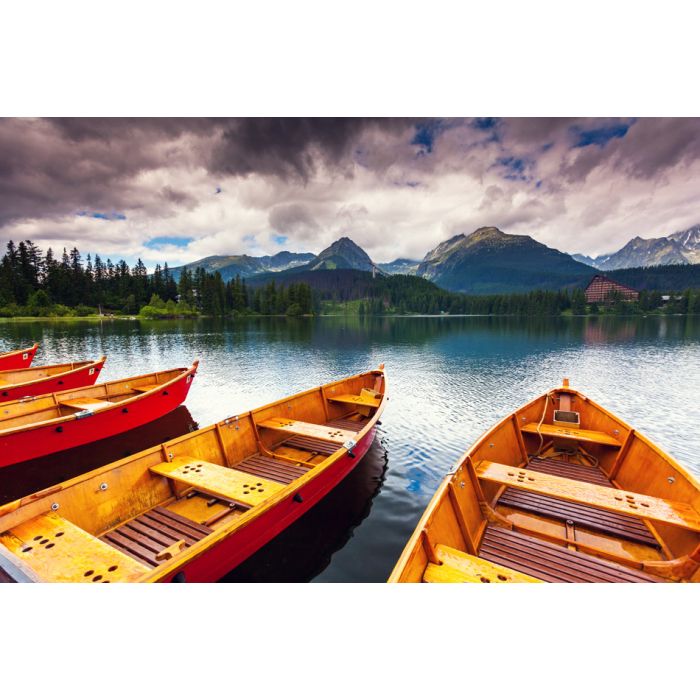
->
269 202 320 239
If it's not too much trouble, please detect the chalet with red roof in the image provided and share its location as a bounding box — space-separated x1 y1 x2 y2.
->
584 275 639 304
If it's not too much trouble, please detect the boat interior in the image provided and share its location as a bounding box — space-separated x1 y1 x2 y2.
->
392 381 700 583
0 359 101 388
0 368 385 582
0 366 193 432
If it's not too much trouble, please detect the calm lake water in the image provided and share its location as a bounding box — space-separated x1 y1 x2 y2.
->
1 315 699 582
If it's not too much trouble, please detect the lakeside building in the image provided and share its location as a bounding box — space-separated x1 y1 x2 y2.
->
584 274 639 304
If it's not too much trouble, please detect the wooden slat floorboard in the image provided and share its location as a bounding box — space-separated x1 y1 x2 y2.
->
101 507 212 568
479 526 664 583
236 454 309 485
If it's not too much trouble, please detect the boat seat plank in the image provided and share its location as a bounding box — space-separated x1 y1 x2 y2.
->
521 423 621 448
0 513 149 582
282 435 339 456
328 393 381 409
526 456 612 486
235 454 309 485
498 489 659 547
424 544 542 583
479 526 664 583
59 397 114 411
151 456 284 506
101 506 213 568
257 417 355 444
477 460 700 532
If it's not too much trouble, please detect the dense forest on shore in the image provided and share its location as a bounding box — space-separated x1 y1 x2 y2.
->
0 240 697 319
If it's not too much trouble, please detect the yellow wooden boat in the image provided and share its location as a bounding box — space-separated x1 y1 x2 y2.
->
390 379 700 583
0 365 386 583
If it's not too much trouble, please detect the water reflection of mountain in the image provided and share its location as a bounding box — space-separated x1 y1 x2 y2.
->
0 406 198 504
220 438 388 583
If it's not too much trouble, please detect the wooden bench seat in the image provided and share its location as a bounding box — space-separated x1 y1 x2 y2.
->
257 417 356 444
477 460 700 532
479 526 664 583
151 456 284 507
59 396 114 411
521 423 621 448
0 513 149 582
424 543 541 583
101 506 213 568
328 393 381 409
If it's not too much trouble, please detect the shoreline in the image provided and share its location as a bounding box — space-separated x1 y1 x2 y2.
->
0 311 696 323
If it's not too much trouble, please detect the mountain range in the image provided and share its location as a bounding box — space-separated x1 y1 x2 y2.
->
170 223 700 294
169 250 315 281
415 227 593 293
572 224 700 269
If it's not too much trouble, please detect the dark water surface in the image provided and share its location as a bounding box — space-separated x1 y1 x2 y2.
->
1 315 698 582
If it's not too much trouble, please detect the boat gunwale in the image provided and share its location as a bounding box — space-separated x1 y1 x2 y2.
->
0 362 198 438
0 356 107 391
0 342 39 360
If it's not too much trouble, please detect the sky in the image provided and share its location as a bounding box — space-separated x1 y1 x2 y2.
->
1 117 699 269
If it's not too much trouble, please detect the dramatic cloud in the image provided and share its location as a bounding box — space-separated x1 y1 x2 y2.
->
1 117 699 267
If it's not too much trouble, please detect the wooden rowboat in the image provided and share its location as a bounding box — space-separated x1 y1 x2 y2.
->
390 379 700 584
0 343 39 371
0 362 198 469
0 357 106 402
0 364 386 582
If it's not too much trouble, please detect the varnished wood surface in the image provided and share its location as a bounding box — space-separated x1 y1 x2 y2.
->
256 417 356 444
328 393 381 409
0 513 149 582
521 422 621 447
151 456 285 506
477 460 700 532
423 543 542 583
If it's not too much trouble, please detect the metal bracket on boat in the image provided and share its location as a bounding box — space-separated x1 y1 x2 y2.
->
74 409 94 420
223 415 240 430
343 439 357 458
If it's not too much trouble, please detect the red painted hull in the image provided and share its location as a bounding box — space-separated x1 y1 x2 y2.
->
162 425 377 582
0 359 105 402
0 344 38 371
0 367 196 468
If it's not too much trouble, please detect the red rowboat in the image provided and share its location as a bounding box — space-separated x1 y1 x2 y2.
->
0 343 39 371
0 357 106 402
0 362 198 469
0 364 386 582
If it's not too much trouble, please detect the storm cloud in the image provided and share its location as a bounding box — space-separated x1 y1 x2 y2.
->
1 117 699 266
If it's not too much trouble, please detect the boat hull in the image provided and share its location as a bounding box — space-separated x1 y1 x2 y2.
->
160 425 377 583
0 359 105 402
0 368 196 469
0 344 38 371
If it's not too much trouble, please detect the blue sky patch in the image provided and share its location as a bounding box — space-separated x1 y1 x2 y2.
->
496 155 531 181
471 117 498 131
411 120 446 154
273 234 288 245
572 121 632 148
144 236 194 249
77 210 126 221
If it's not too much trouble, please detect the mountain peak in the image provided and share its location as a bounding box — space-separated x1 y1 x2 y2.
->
309 236 374 272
